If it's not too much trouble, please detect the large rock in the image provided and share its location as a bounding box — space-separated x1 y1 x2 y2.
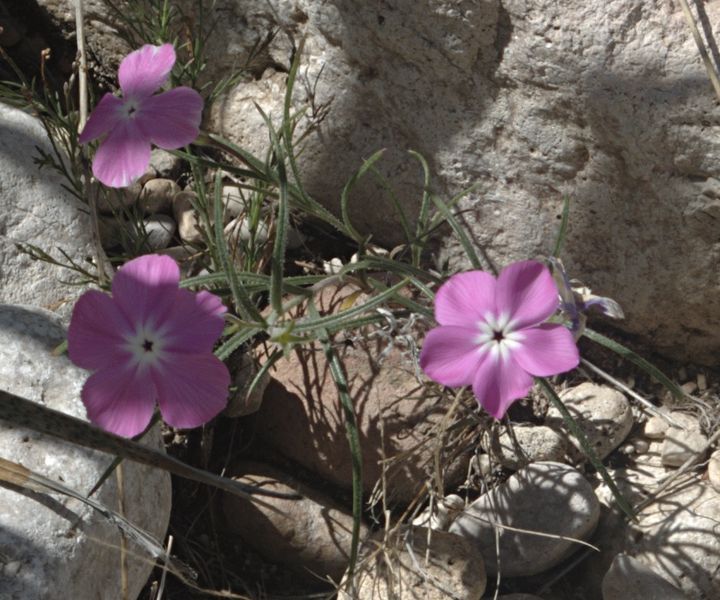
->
222 460 364 582
602 554 687 600
0 305 172 600
35 1 720 363
0 103 96 320
450 462 600 577
250 284 469 504
209 0 720 365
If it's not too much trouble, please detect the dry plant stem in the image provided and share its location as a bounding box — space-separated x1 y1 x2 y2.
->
633 425 720 513
117 464 129 600
74 0 88 130
0 389 300 504
677 0 720 102
580 358 684 428
155 535 173 600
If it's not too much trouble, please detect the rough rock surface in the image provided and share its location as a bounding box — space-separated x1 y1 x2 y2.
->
484 425 567 470
0 305 171 600
660 412 708 467
602 554 687 600
208 0 720 366
0 104 95 320
222 460 364 582
250 285 468 503
339 527 486 600
450 462 600 577
546 383 633 460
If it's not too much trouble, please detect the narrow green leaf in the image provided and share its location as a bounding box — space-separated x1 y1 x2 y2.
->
582 328 684 399
212 171 265 324
430 194 482 270
308 302 362 578
538 378 636 521
340 149 386 243
552 195 571 257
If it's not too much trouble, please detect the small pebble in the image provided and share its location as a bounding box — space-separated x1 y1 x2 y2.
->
697 373 707 391
221 184 245 219
632 439 650 454
661 412 708 467
3 561 21 576
173 191 204 244
143 214 176 250
677 367 687 381
643 414 669 439
139 178 180 214
680 381 697 395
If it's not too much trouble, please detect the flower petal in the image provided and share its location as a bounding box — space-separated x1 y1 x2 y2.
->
153 353 230 429
161 289 227 354
471 352 534 419
419 325 484 388
91 120 151 187
82 366 157 437
435 271 497 327
79 93 124 143
118 43 176 98
68 290 133 370
512 324 580 376
112 255 180 328
496 260 559 329
135 87 203 149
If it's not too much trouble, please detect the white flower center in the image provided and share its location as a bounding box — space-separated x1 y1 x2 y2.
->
123 323 167 369
475 311 524 362
119 97 142 121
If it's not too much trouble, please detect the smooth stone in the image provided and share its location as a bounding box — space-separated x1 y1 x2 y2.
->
708 450 720 493
643 414 669 439
251 284 469 503
411 494 465 531
222 461 364 582
143 214 177 251
339 527 486 600
661 412 708 467
602 554 687 600
224 216 270 247
484 425 567 470
173 191 205 244
592 459 720 599
148 149 183 181
0 104 96 320
221 184 245 219
0 305 171 600
139 178 180 214
546 383 633 460
449 462 600 577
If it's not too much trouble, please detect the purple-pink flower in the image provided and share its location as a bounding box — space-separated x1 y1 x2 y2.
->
68 254 230 438
419 260 579 419
79 43 203 188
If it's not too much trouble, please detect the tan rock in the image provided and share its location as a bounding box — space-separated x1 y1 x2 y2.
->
172 191 205 244
250 284 469 503
139 178 180 214
222 460 364 582
339 527 486 600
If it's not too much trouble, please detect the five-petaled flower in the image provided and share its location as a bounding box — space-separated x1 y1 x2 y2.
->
419 260 579 419
68 254 230 438
79 43 203 188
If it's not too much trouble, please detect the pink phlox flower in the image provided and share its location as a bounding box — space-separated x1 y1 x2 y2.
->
68 254 230 438
419 260 580 419
79 43 203 188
